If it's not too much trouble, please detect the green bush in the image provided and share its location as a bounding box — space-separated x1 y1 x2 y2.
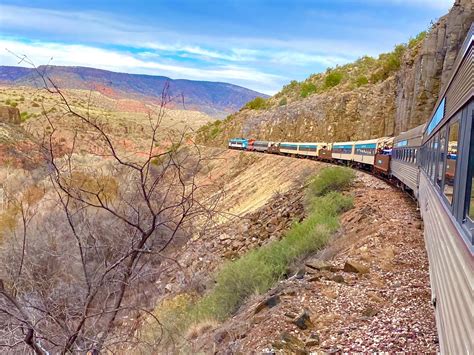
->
308 167 355 197
195 119 224 144
189 167 354 322
371 44 407 83
355 75 369 87
244 97 268 110
408 31 427 49
300 82 317 98
279 97 287 106
324 71 344 88
20 112 30 122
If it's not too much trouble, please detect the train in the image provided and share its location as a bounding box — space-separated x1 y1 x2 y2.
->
228 24 473 354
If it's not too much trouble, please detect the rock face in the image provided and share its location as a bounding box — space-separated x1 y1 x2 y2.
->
204 1 473 144
0 106 21 124
395 0 474 132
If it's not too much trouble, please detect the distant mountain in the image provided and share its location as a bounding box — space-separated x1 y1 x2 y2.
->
0 65 269 117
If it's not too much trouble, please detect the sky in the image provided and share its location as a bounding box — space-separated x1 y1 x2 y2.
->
0 0 454 94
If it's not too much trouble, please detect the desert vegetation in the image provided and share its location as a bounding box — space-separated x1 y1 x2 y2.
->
0 66 221 354
237 30 428 109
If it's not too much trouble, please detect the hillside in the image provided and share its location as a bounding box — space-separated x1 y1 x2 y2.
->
197 0 473 144
0 65 269 118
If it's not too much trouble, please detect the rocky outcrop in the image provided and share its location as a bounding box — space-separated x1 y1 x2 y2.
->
204 1 472 144
395 0 474 132
0 106 21 124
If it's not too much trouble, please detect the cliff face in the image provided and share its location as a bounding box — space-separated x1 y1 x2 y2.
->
395 0 473 133
199 1 472 145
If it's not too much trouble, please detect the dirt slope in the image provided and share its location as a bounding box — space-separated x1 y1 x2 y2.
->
188 170 437 353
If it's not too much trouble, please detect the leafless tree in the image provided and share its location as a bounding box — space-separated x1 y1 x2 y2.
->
0 58 221 354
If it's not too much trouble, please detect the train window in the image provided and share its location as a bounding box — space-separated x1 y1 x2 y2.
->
431 135 439 181
436 128 447 188
469 171 474 221
467 120 474 223
443 121 460 204
427 140 433 177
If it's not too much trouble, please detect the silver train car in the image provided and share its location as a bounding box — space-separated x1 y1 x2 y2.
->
252 140 270 152
391 124 425 196
418 24 473 354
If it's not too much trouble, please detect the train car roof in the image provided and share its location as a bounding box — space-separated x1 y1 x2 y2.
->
354 138 378 145
294 142 327 145
394 124 425 143
422 23 473 141
333 141 355 145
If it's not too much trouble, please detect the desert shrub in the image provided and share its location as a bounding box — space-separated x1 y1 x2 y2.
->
244 97 268 110
0 204 21 239
371 44 407 83
195 119 223 144
5 99 17 107
308 167 355 197
63 172 119 204
20 112 30 122
279 97 287 106
355 75 369 87
324 70 344 88
408 31 427 49
279 80 300 96
300 82 317 98
187 167 354 322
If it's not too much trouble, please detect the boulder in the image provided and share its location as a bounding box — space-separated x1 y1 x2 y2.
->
0 106 21 124
254 295 280 314
361 306 379 317
293 310 313 330
331 274 345 284
272 332 307 354
343 260 369 274
305 259 336 271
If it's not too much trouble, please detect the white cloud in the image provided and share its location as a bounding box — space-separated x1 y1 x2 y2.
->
0 4 397 60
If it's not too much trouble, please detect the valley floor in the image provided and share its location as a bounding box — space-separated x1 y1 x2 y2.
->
187 165 438 353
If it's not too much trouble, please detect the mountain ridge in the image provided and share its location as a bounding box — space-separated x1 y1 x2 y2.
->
0 65 269 118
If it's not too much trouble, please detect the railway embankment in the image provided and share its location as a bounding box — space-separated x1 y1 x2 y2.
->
189 168 438 353
138 150 437 353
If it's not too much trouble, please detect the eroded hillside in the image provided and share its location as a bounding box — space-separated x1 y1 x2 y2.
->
131 152 437 354
189 171 437 353
197 0 473 145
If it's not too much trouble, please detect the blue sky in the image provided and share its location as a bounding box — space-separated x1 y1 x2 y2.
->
0 0 453 94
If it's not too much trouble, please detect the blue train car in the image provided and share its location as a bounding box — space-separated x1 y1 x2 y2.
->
228 138 249 150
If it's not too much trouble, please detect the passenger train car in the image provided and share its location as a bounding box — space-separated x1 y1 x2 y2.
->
227 24 473 353
391 124 425 196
